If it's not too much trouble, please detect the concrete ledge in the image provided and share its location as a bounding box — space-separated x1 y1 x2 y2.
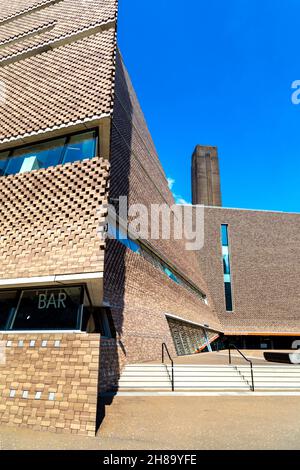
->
264 352 300 364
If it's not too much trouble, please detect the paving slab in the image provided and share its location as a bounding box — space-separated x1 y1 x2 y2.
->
1 396 300 450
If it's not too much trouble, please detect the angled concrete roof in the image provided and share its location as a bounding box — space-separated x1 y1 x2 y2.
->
0 0 117 144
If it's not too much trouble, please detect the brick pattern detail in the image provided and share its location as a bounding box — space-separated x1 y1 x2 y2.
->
0 0 57 23
0 28 116 142
0 0 117 57
0 157 109 279
99 338 126 392
198 207 300 334
0 333 100 436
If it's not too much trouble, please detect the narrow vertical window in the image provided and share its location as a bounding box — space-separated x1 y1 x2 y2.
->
221 224 233 311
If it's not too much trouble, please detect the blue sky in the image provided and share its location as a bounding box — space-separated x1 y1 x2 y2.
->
118 0 300 212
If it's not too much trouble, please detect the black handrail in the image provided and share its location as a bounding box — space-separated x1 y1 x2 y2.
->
162 343 174 391
228 344 255 392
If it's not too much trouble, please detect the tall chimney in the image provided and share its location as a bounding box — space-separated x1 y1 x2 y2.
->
191 145 222 206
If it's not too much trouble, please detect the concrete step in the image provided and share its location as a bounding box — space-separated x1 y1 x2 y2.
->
119 377 243 385
118 363 300 392
237 366 300 370
241 374 300 380
117 385 250 390
122 371 241 377
124 365 235 371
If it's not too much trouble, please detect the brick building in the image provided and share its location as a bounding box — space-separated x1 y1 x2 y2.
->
0 0 221 435
197 206 300 349
0 0 299 437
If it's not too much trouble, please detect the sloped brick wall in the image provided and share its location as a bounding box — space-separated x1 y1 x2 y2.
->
110 51 212 296
104 51 222 367
104 241 221 364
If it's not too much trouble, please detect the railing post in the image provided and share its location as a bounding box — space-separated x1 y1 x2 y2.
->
171 363 174 392
162 343 175 392
228 343 255 392
250 362 255 392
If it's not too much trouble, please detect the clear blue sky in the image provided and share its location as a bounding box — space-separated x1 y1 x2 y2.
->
118 0 300 212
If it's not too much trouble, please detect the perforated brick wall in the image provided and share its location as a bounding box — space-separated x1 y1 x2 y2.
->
0 333 100 436
0 0 117 141
0 156 109 279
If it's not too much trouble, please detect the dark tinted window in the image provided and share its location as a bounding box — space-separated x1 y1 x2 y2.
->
81 307 116 337
0 291 18 330
223 254 231 275
224 282 233 311
221 224 229 246
11 287 82 330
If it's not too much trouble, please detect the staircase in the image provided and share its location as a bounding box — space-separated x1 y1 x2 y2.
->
237 365 300 390
116 363 300 392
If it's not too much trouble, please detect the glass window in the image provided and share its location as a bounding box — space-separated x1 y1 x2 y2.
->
224 282 233 311
81 307 115 337
107 222 117 239
163 266 179 283
1 130 98 177
62 131 97 164
223 254 231 275
113 225 142 254
221 224 233 311
128 238 141 254
221 224 229 246
7 137 66 176
10 286 82 330
5 155 26 175
0 151 10 176
0 291 19 330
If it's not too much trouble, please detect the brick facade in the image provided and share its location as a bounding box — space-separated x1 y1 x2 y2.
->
198 207 300 335
103 52 222 372
0 156 109 279
104 241 221 366
0 0 223 438
0 333 100 436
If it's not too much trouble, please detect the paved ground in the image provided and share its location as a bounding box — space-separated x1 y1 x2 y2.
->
1 396 300 450
169 350 299 366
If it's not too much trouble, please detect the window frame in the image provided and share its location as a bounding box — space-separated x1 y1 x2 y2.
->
0 128 99 177
0 284 92 332
221 224 234 312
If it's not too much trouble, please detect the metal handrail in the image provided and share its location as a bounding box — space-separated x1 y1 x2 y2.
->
162 343 174 391
228 344 255 392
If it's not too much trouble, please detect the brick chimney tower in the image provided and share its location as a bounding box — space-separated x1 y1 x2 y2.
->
191 145 222 206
